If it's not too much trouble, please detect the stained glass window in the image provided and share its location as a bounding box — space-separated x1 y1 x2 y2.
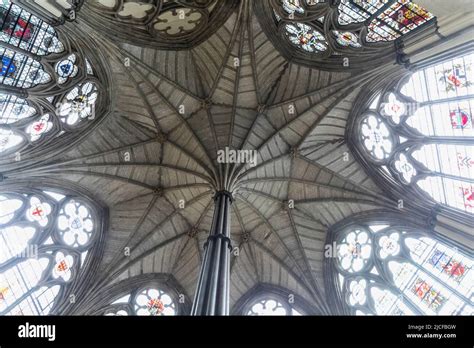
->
0 0 64 55
247 298 288 315
104 287 177 316
365 0 434 42
279 0 325 17
58 82 98 126
337 0 433 42
270 0 434 60
55 54 78 84
357 52 474 214
0 47 50 88
0 188 97 315
244 294 305 316
333 31 362 48
338 0 389 25
0 0 100 158
334 223 472 315
284 22 328 53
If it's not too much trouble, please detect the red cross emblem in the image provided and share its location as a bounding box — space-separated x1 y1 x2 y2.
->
31 205 44 217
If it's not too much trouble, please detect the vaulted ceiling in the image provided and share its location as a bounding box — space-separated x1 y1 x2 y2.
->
10 0 413 313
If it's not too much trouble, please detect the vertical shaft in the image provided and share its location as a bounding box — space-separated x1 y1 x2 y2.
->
191 191 232 315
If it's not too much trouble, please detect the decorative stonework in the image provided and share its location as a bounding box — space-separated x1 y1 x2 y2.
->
84 0 238 49
0 0 108 166
255 0 436 70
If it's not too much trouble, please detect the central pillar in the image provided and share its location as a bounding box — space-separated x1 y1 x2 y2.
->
191 190 233 315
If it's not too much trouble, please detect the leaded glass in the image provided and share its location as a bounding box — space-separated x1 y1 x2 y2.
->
0 47 50 88
0 188 97 315
284 22 328 53
338 0 388 25
366 0 433 42
58 82 98 126
248 298 288 315
268 0 434 68
0 0 64 55
242 293 306 316
334 223 472 315
0 0 101 158
0 128 22 152
360 115 393 160
333 31 361 48
0 94 35 124
56 54 78 84
336 1 433 43
25 114 53 141
104 286 177 316
282 0 306 15
134 288 176 316
357 52 474 214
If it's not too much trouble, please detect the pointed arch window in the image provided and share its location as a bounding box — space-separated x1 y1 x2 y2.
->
0 187 98 315
270 0 434 54
354 52 474 214
104 286 178 316
333 222 472 315
245 296 303 316
0 0 101 159
0 0 64 55
233 286 309 316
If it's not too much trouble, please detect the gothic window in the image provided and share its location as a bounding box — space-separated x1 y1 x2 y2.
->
273 0 433 51
0 0 64 55
364 0 433 42
0 187 98 315
261 1 434 70
355 52 474 214
233 284 310 316
0 0 101 159
86 0 237 48
334 222 472 315
246 297 303 316
104 286 177 316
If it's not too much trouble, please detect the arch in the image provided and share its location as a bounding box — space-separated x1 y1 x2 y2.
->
85 274 191 316
254 0 436 71
0 0 110 167
348 50 474 216
231 283 321 315
0 181 105 315
324 212 472 315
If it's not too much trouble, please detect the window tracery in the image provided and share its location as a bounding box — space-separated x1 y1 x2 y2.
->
354 52 474 214
333 222 472 315
104 286 178 316
239 291 306 316
259 0 435 70
246 297 304 316
0 187 98 315
0 0 101 159
86 0 238 48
